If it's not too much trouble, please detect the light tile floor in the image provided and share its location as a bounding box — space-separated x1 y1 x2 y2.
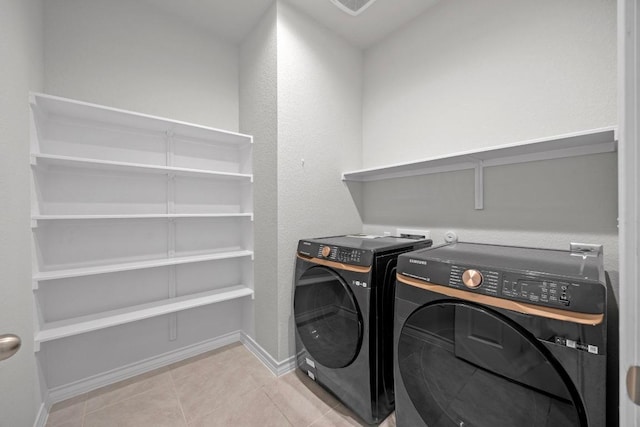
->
45 343 396 427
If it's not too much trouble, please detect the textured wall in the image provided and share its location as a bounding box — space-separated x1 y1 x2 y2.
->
360 0 618 271
44 0 239 130
276 1 364 359
0 0 44 425
240 5 279 359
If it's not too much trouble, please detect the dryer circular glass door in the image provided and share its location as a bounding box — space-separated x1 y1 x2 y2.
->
294 266 363 369
397 301 586 427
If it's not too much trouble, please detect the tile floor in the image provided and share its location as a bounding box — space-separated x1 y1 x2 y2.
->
45 343 396 427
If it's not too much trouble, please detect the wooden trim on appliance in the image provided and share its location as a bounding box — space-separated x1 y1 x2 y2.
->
397 274 604 326
296 254 372 273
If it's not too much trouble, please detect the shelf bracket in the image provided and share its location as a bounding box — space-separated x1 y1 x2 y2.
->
474 160 484 210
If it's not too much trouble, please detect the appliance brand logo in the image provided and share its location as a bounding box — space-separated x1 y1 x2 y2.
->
409 259 427 265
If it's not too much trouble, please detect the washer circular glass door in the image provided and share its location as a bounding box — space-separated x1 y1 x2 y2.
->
398 301 586 427
294 266 363 369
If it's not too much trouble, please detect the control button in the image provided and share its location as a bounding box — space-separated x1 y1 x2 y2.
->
321 246 331 257
462 269 483 289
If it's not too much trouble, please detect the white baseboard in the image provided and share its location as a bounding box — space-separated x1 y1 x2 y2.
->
47 330 242 404
240 332 296 377
33 402 48 427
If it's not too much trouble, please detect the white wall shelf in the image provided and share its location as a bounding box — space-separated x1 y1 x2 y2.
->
31 92 253 149
31 213 253 227
30 93 254 391
35 285 254 349
31 153 253 182
33 250 254 283
342 127 617 209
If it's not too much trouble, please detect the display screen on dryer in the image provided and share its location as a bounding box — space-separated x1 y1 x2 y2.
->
502 278 571 306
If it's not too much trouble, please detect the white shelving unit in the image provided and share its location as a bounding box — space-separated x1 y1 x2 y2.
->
30 93 254 389
342 127 617 209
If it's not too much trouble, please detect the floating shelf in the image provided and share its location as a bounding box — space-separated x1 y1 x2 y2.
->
31 153 253 181
35 285 254 349
342 127 617 209
31 92 253 147
33 250 254 283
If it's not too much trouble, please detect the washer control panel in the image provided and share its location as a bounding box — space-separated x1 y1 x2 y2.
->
318 245 367 264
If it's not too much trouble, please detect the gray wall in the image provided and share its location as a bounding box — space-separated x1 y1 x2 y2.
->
0 0 44 425
362 152 618 271
360 0 618 271
239 4 279 359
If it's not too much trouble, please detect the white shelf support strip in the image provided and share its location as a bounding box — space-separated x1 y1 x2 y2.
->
34 285 254 348
168 265 177 342
474 161 484 210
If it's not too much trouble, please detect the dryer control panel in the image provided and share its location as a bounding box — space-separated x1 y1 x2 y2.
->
447 265 574 307
397 243 606 315
501 277 572 306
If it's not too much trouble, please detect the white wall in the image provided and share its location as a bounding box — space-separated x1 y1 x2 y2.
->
44 0 239 130
361 0 618 272
0 0 44 425
276 1 364 359
240 4 279 358
363 0 616 166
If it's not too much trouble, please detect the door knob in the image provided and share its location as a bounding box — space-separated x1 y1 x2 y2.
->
0 334 21 361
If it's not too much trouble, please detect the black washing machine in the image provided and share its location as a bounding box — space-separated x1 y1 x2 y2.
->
294 234 432 424
394 242 612 427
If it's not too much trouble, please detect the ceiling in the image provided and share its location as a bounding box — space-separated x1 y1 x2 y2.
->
285 0 440 48
138 0 439 49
